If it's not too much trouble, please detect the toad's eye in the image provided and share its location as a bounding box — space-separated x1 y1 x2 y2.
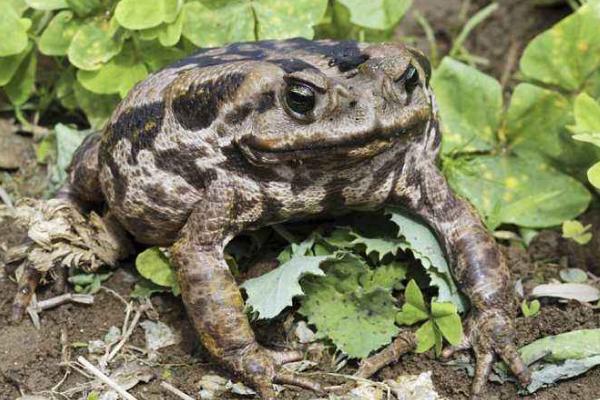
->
396 63 420 93
285 82 316 114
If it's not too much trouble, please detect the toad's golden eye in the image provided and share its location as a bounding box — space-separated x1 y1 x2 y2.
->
396 63 420 93
285 82 316 114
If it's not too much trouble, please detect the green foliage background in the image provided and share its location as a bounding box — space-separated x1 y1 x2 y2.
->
0 0 410 128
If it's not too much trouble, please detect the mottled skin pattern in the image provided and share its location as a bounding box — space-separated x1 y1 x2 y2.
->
16 39 530 398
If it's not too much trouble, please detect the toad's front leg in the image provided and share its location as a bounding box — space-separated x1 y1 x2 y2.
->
393 161 530 397
171 199 322 399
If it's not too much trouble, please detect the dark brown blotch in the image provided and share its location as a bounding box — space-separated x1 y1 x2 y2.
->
172 72 246 131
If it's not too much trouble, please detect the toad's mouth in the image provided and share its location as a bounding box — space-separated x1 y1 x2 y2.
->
237 123 423 165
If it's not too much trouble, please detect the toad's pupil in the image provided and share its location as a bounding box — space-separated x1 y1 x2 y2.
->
286 84 315 114
398 64 419 93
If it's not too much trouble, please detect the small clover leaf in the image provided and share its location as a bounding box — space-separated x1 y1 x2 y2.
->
521 299 541 318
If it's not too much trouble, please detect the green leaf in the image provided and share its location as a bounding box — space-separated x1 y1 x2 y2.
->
360 260 407 292
431 58 501 155
526 355 600 394
519 329 600 365
66 0 102 17
445 155 591 229
163 0 183 23
562 220 592 245
39 11 81 56
4 50 36 105
52 123 89 185
7 0 28 15
506 83 573 159
56 67 78 109
387 208 468 312
253 0 328 39
135 247 180 295
68 20 124 71
336 0 411 30
77 44 148 98
348 230 406 261
137 39 184 71
115 0 166 30
181 1 254 47
73 81 120 129
570 93 600 134
0 3 29 57
431 301 462 345
520 299 541 318
25 0 67 10
0 42 32 86
519 1 600 91
588 161 600 189
299 253 400 358
241 254 329 319
130 278 170 298
158 11 184 47
559 268 588 283
415 320 436 353
395 280 429 325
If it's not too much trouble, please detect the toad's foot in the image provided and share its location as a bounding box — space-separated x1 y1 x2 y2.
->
442 308 530 399
2 198 132 321
225 343 323 399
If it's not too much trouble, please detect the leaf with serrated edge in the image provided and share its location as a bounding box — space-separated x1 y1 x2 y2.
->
299 253 400 358
241 255 329 319
387 208 468 312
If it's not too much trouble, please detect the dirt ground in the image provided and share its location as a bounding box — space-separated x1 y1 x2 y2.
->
1 1 599 399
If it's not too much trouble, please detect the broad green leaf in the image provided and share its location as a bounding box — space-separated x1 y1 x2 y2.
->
4 51 36 105
66 0 102 17
241 254 329 319
387 208 468 312
182 1 254 47
163 0 183 23
39 11 81 56
519 1 600 91
445 155 591 229
431 58 501 154
573 133 600 147
0 3 29 57
68 20 124 71
415 320 436 353
506 85 571 159
158 11 184 47
77 45 148 98
518 329 600 365
73 81 119 129
115 0 166 30
336 0 411 30
360 261 407 292
7 0 28 15
299 253 399 358
588 161 600 189
135 247 180 295
253 0 328 39
562 220 592 245
138 40 185 71
0 42 31 86
431 302 462 345
25 0 67 10
570 93 600 134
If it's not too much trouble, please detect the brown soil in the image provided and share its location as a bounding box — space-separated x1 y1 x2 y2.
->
2 1 600 400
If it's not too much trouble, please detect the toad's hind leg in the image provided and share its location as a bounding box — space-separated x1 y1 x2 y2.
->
171 204 322 399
